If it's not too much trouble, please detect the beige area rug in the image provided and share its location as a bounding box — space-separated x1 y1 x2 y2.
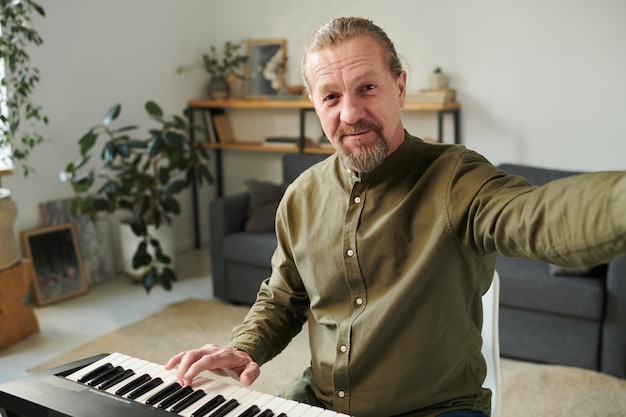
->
30 299 626 417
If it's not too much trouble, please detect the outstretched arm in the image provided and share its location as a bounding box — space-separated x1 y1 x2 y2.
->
164 344 260 387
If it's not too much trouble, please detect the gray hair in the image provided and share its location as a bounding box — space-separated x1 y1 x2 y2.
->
301 17 404 92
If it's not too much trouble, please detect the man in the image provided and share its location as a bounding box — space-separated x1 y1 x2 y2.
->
166 17 626 417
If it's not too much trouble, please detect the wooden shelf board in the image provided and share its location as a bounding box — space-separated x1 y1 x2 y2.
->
201 141 335 155
189 98 314 110
188 98 460 112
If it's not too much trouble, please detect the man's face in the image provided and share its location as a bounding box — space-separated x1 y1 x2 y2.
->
306 36 407 173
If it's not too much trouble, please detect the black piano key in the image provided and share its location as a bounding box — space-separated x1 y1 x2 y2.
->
145 382 181 405
170 390 207 413
157 385 193 409
127 377 164 400
257 410 275 417
77 363 113 383
98 369 135 390
115 373 151 396
191 395 226 417
209 399 239 417
88 366 124 387
276 414 288 417
237 405 261 417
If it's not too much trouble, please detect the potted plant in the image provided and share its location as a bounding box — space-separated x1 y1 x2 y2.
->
177 40 247 99
61 101 213 291
0 0 48 176
0 0 47 270
428 66 448 89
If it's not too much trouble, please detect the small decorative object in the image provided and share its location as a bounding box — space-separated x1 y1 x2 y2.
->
429 66 448 89
0 189 19 270
243 38 287 98
61 101 213 292
177 40 247 100
21 223 88 306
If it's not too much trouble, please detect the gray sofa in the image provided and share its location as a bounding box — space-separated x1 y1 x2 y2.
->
210 153 329 305
496 163 626 379
209 156 626 378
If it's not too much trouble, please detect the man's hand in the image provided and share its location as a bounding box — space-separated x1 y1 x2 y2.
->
164 344 260 387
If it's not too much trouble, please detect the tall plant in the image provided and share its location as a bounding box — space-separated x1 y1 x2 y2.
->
0 0 48 176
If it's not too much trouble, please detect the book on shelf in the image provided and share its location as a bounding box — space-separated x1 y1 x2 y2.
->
212 113 236 143
408 88 456 103
263 136 299 148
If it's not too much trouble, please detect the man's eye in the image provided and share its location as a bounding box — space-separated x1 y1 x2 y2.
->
363 84 376 91
324 94 338 102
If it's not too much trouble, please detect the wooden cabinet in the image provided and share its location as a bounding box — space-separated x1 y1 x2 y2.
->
0 260 39 351
186 98 461 247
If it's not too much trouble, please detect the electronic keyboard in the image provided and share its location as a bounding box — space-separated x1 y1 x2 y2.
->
0 352 350 417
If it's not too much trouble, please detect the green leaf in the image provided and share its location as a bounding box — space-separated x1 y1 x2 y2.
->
145 101 163 118
166 179 186 195
103 104 121 125
78 129 98 156
162 196 180 215
143 267 157 292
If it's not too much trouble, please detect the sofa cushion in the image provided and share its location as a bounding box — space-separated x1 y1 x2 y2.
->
223 232 277 267
244 179 287 232
497 255 605 320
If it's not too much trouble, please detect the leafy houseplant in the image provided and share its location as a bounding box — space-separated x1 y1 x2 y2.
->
177 40 247 99
62 101 213 292
0 0 48 176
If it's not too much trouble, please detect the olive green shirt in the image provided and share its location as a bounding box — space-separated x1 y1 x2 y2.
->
229 133 626 417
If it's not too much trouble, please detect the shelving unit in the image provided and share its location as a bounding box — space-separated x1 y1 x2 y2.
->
186 97 461 247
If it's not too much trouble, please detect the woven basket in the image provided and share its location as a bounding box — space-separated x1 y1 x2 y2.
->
0 189 20 271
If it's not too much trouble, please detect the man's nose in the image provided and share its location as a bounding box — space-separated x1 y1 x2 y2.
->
339 95 366 125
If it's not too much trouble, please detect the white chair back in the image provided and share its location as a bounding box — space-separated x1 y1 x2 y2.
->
481 271 501 417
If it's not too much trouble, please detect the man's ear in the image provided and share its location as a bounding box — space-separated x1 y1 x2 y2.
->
398 71 407 108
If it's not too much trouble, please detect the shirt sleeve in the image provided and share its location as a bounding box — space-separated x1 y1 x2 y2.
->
447 150 626 267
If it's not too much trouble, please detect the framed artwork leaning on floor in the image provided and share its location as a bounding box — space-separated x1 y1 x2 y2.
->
21 223 88 306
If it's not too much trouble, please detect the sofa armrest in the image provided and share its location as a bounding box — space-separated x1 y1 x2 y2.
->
209 192 250 299
601 254 626 378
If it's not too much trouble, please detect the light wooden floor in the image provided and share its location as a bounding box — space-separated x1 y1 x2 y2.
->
0 248 214 384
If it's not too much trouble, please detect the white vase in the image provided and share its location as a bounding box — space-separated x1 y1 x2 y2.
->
118 221 176 280
0 189 20 270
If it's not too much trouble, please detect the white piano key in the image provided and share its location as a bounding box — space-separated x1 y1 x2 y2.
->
133 371 178 404
103 360 154 394
272 398 302 415
288 402 316 416
301 406 331 416
66 352 128 381
219 389 265 417
179 383 240 417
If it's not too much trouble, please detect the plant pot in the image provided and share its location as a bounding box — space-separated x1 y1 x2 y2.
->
0 189 20 270
429 72 448 89
118 221 176 281
208 76 231 100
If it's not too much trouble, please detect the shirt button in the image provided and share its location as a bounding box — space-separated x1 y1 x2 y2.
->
354 196 361 204
346 249 354 257
338 391 345 398
355 297 363 305
340 345 348 353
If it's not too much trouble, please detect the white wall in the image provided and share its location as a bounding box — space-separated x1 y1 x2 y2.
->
4 0 626 257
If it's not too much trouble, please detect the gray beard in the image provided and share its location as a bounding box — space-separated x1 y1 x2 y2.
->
337 134 389 174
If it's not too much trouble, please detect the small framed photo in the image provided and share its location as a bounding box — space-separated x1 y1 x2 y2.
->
21 223 89 306
243 38 286 98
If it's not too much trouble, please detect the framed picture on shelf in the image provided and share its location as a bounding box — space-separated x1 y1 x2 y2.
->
21 223 88 306
243 38 286 98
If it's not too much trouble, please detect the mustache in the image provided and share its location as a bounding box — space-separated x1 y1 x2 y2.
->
336 120 382 140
